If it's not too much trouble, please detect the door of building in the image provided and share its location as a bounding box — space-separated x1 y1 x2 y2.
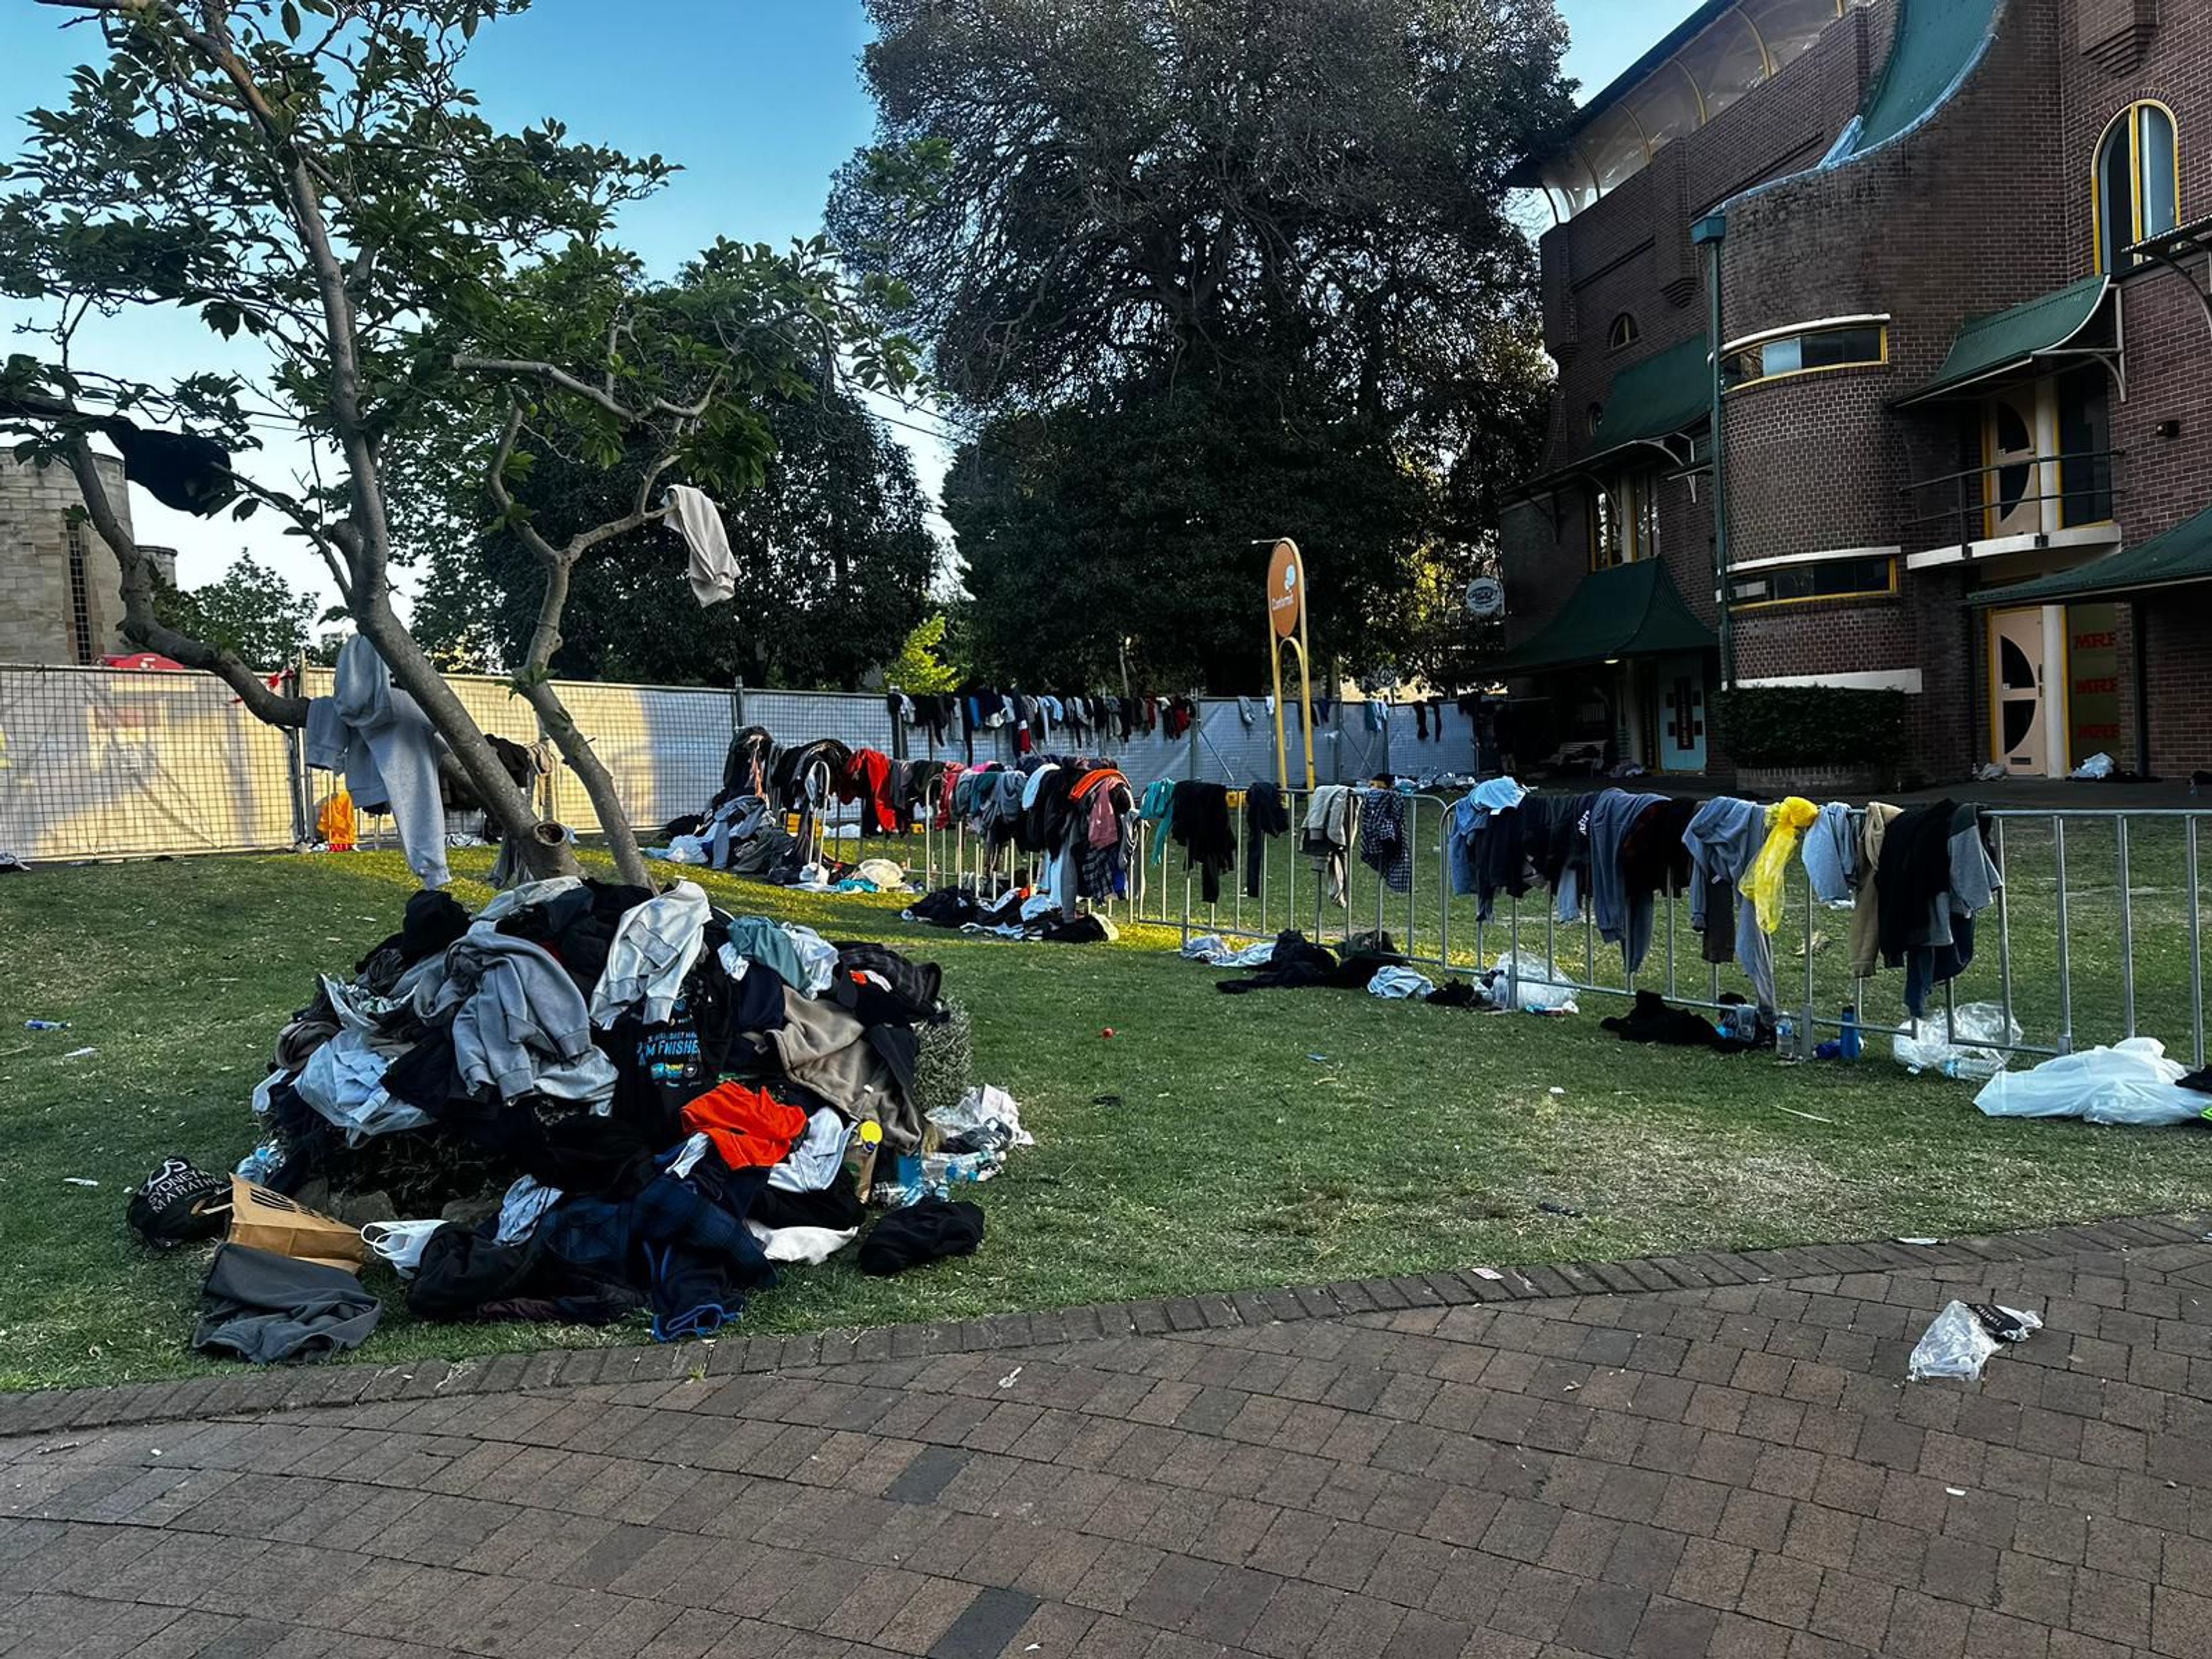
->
1988 605 2065 775
1657 655 1708 772
1982 385 2045 540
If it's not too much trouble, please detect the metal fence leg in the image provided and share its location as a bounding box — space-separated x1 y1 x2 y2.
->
1801 873 1817 1061
2118 816 2137 1039
2054 815 2074 1053
2188 817 2204 1070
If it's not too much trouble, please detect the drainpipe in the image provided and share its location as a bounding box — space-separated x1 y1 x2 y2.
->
1692 210 1734 690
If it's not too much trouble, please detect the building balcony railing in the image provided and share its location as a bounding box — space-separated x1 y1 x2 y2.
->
1897 448 2125 562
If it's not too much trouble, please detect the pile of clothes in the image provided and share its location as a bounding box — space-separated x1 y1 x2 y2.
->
130 878 1017 1363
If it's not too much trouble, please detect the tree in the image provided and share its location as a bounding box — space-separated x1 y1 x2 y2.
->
884 612 961 694
154 552 316 671
0 0 913 887
830 0 1567 690
410 374 938 689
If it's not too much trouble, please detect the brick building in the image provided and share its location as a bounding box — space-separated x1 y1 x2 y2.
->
1498 0 2212 781
0 452 176 666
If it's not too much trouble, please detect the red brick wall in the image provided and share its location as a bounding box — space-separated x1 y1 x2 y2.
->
1508 0 2212 782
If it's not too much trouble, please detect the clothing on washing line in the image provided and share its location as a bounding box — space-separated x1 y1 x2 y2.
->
1619 797 1698 908
1358 789 1411 894
1243 782 1291 899
1415 702 1428 740
1802 801 1858 905
1169 779 1236 904
1747 797 1819 935
1588 788 1671 973
663 484 736 605
1685 797 1777 1012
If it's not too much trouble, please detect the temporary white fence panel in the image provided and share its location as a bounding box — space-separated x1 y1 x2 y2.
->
547 680 731 834
0 663 297 861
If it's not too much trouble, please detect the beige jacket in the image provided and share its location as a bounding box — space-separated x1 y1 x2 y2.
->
1849 803 1904 977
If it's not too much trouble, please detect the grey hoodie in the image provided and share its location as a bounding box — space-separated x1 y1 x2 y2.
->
415 922 606 1104
306 634 450 888
1685 797 1777 1012
1588 788 1669 972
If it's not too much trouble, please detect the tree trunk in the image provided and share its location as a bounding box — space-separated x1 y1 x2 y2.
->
517 678 654 889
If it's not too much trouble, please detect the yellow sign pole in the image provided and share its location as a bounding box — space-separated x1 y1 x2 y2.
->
1266 539 1317 792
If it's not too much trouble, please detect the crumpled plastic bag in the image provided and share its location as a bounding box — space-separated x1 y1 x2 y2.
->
1895 1002 2018 1079
2070 752 2115 779
1908 1300 2041 1380
1974 1036 2203 1126
1486 952 1578 1014
928 1083 1034 1152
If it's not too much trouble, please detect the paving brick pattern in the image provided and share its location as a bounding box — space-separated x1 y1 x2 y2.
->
9 1216 2212 1658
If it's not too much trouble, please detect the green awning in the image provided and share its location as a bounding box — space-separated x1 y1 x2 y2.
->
1834 0 1999 160
1586 333 1712 457
1497 559 1716 672
1896 275 2111 405
1967 503 2212 605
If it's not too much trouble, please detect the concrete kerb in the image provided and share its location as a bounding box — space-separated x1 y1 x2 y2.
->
6 1210 2207 1440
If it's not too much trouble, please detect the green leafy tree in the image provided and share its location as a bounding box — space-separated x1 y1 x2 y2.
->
153 552 316 671
831 0 1568 690
410 376 937 689
885 612 961 694
0 0 914 886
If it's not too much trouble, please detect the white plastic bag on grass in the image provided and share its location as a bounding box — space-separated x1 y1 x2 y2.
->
362 1219 445 1277
1974 1037 2203 1126
1487 952 1578 1014
1908 1301 2041 1381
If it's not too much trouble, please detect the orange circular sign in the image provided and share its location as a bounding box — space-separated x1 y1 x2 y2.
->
1267 539 1304 639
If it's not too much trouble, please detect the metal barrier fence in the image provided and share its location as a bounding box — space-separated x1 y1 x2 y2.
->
915 788 2208 1071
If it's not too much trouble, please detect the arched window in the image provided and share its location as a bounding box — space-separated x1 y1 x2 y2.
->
2096 101 2179 272
1607 313 1640 351
1586 402 1605 436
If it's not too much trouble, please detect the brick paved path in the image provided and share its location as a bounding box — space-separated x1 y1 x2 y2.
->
10 1217 2212 1659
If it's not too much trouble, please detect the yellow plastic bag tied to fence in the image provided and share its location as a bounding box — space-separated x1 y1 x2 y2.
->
1748 796 1818 935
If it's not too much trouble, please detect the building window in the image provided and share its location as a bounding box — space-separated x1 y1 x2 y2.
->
1586 402 1604 435
2095 101 2179 271
1589 471 1660 569
2055 368 2114 528
1728 554 1896 608
1607 313 1639 351
65 517 95 665
1721 323 1886 389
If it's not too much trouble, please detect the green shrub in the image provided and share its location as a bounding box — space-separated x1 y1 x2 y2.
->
1711 685 1908 771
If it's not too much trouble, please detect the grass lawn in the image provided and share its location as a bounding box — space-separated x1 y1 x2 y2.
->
5 846 2211 1393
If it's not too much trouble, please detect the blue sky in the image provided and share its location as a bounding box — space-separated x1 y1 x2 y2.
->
0 0 1661 601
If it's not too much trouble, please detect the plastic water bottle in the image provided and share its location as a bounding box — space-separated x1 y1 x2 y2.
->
1839 1006 1862 1060
1775 1014 1796 1051
23 1019 67 1031
235 1143 282 1183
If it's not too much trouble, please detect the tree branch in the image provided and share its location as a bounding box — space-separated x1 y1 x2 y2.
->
454 355 717 422
64 435 309 725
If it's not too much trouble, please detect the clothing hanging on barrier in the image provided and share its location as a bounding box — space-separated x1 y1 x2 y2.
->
1358 788 1412 895
1302 784 1353 905
1243 782 1291 899
1168 779 1235 904
1685 797 1777 1012
1588 788 1670 973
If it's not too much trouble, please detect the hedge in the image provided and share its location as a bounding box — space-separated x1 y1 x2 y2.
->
1710 685 1909 771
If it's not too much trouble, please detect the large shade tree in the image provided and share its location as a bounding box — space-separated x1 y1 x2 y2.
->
408 375 938 690
830 0 1569 690
0 0 914 886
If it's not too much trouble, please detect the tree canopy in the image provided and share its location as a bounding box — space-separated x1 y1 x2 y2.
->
830 0 1568 691
154 552 317 672
0 0 914 885
412 376 938 689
